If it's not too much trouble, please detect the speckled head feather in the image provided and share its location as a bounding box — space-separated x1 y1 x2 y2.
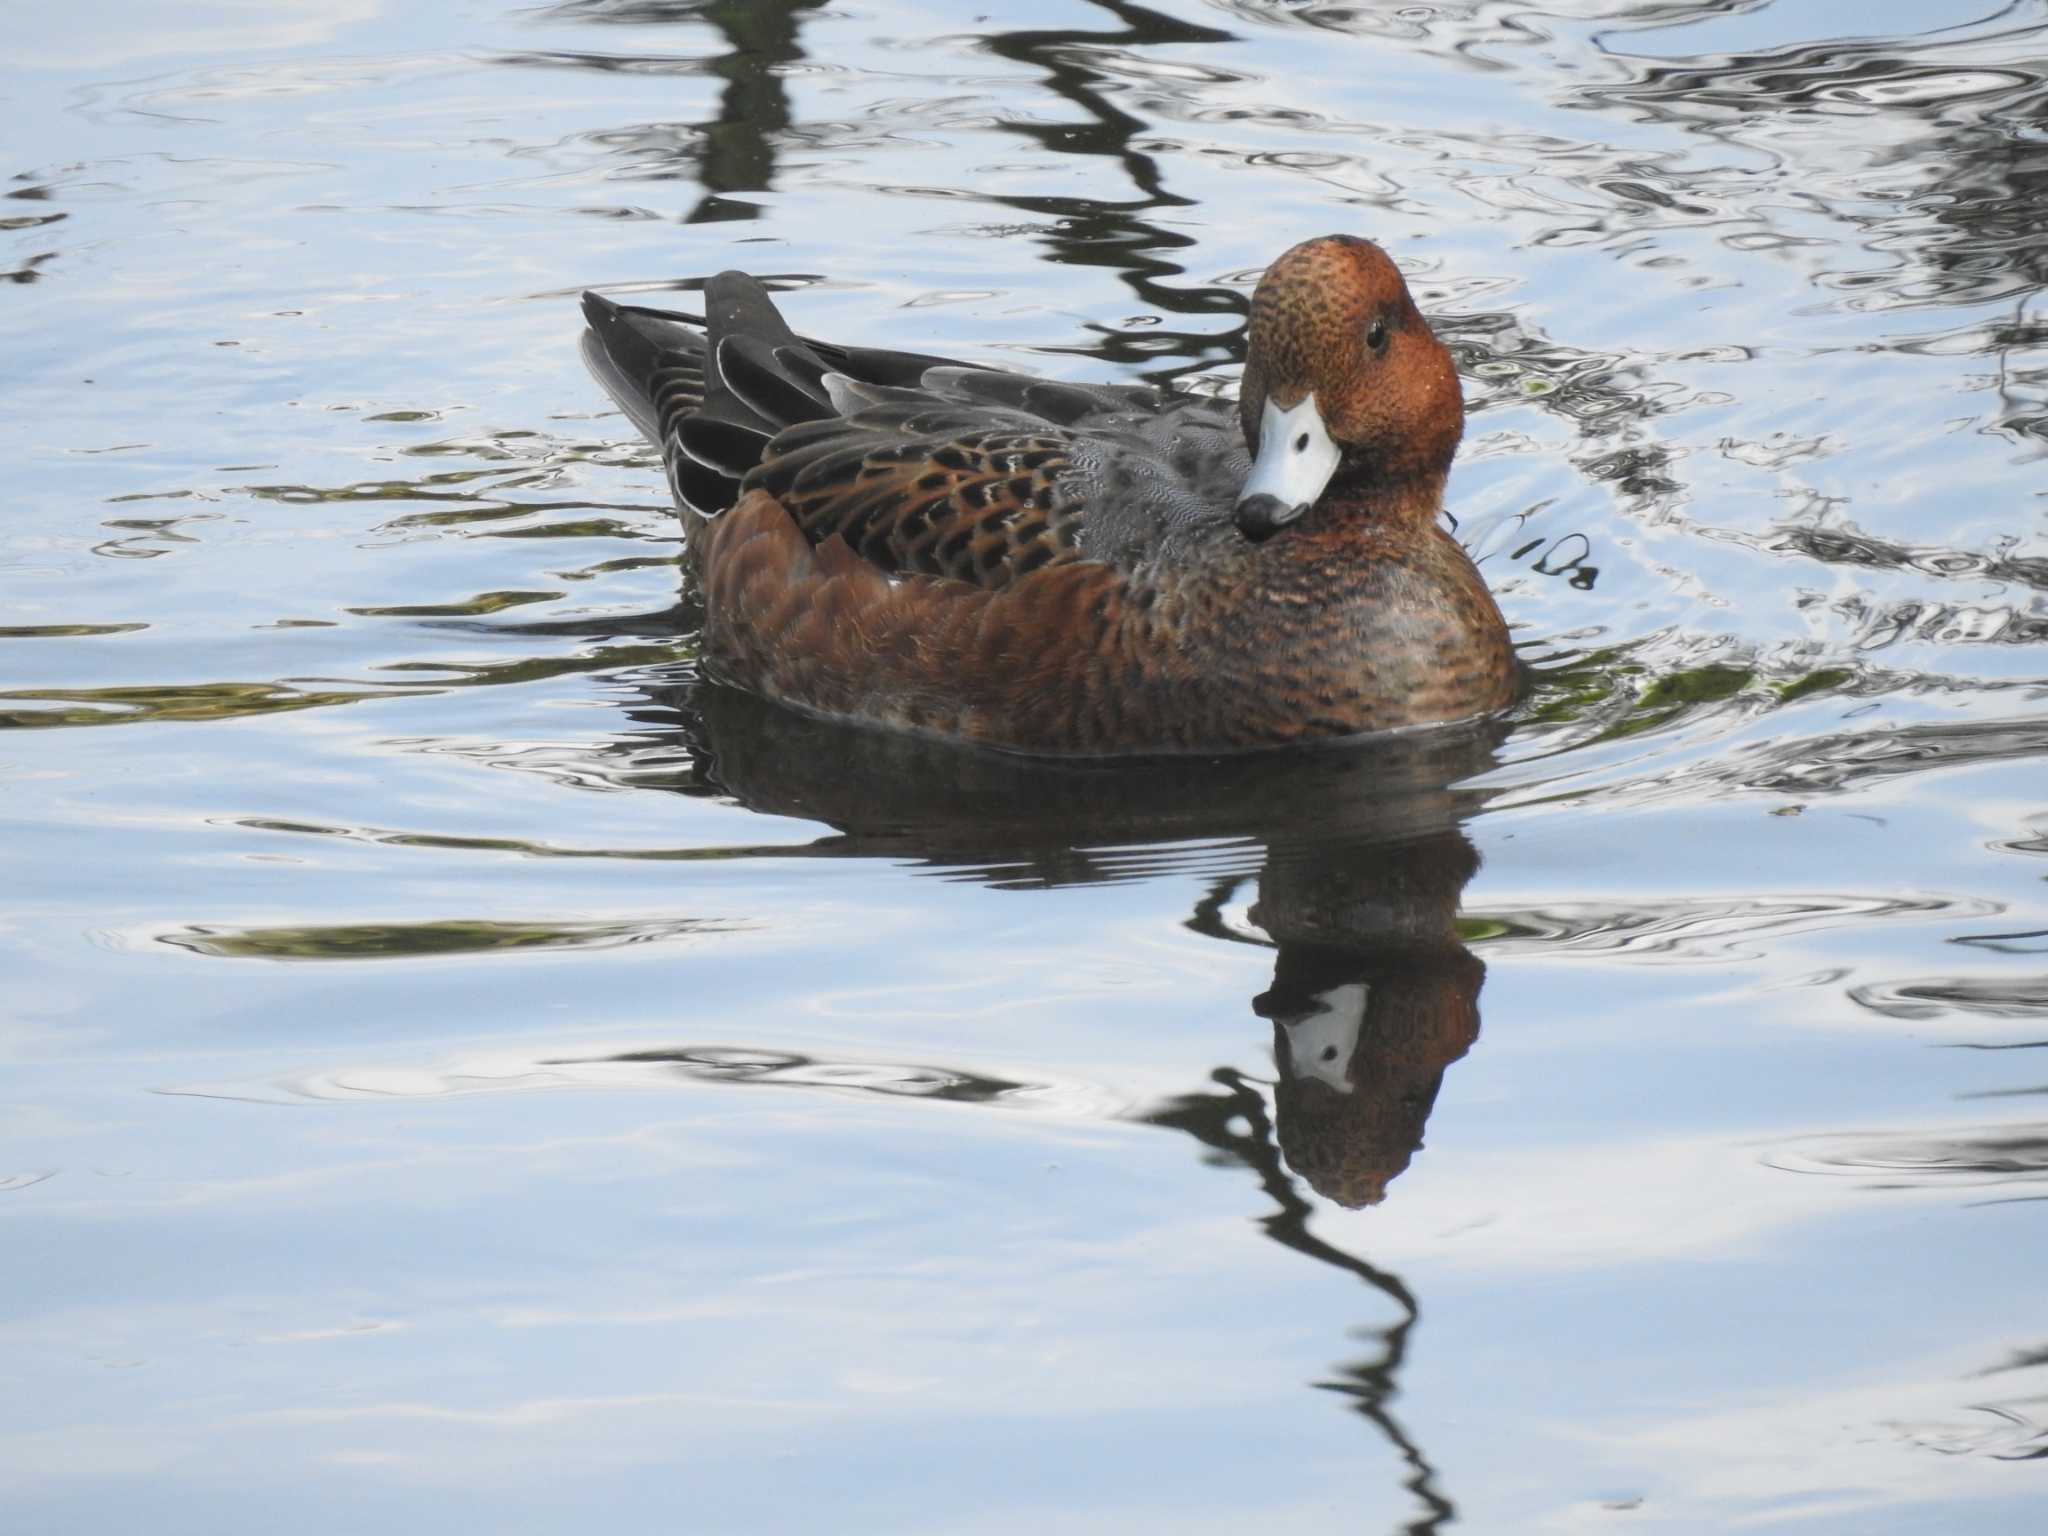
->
1238 235 1464 525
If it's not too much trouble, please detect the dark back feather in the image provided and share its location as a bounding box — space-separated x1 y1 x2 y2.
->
581 278 1250 582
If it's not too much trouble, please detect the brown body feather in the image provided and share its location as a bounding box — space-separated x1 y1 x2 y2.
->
695 489 1512 755
754 425 1088 587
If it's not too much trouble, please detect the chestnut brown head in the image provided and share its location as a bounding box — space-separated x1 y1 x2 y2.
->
1235 235 1465 538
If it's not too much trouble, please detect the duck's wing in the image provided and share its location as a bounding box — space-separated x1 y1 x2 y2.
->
691 488 1187 754
581 278 1247 589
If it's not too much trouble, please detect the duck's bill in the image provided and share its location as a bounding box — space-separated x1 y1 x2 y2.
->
1235 393 1340 538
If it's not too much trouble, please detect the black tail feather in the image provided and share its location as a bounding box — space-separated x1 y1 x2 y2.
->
580 278 970 515
716 332 834 428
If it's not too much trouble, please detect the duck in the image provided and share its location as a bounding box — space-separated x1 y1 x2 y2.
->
579 234 1516 756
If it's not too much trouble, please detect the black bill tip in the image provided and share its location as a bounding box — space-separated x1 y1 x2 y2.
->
1234 493 1309 541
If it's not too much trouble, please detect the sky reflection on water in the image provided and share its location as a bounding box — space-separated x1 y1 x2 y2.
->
4 1 2048 1532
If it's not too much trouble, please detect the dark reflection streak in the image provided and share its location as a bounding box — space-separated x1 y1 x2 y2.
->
162 1085 418 1104
1990 293 2048 457
1141 1070 1454 1536
520 0 826 225
1951 1040 2048 1051
1184 872 1258 944
1771 521 2048 598
419 601 698 640
1586 0 2028 59
681 0 827 225
1977 1344 2048 1378
1955 928 2048 954
545 1046 1034 1105
236 811 1265 881
976 1 1250 383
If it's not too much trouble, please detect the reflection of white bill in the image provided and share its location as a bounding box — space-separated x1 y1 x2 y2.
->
1280 982 1369 1094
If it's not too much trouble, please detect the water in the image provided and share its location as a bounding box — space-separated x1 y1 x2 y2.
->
4 1 2046 1530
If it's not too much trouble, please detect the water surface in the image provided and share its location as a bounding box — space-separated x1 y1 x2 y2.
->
4 1 2047 1531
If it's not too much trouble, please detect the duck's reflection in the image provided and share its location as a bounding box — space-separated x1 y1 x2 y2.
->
587 675 1500 1531
631 677 1498 1207
1252 834 1484 1209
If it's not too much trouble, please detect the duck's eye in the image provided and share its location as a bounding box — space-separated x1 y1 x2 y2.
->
1294 432 1310 452
1366 318 1389 352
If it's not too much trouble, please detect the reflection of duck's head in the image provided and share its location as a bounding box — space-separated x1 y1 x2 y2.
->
1252 834 1484 1208
1259 941 1483 1208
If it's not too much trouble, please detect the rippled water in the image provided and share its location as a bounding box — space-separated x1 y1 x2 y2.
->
6 1 2047 1530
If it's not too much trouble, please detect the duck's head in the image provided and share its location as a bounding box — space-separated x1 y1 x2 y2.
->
1234 235 1464 540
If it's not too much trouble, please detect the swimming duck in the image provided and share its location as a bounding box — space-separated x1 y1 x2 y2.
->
580 234 1515 755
